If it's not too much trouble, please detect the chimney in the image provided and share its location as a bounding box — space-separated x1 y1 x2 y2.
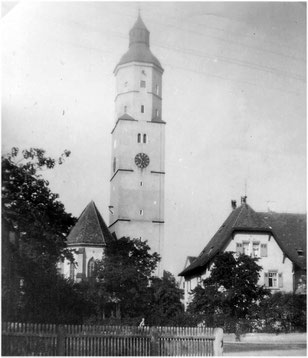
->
231 200 237 210
241 196 247 204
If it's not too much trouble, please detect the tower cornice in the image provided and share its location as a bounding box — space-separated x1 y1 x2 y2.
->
114 61 164 76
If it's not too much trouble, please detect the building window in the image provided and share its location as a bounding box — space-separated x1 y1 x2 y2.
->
70 263 75 280
140 209 144 215
268 272 278 288
124 81 128 87
140 181 143 186
140 80 146 88
265 271 283 289
261 243 268 257
155 109 159 117
243 242 250 256
88 258 96 278
143 134 147 143
156 84 159 95
124 105 127 113
253 242 260 257
137 133 141 143
141 105 144 113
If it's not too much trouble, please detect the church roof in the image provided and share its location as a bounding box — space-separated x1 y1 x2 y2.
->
115 14 163 71
179 203 306 277
67 201 114 246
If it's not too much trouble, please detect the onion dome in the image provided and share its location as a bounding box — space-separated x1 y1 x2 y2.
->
115 14 163 71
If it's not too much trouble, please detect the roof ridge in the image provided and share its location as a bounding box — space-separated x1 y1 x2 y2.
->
232 204 245 228
90 201 106 244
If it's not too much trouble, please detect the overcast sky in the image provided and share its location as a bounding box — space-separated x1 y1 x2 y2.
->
2 1 306 276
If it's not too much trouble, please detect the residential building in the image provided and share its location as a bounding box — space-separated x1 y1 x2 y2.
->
179 197 306 309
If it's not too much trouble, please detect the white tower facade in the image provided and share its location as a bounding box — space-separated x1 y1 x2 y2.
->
109 15 165 275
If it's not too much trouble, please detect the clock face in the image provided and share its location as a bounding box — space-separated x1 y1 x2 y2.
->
135 153 150 168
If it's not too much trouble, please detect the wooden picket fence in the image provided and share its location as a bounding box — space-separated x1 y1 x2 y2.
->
2 322 223 356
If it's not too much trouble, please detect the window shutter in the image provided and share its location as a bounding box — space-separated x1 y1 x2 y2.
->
261 243 268 257
264 272 269 287
236 243 243 254
278 273 283 288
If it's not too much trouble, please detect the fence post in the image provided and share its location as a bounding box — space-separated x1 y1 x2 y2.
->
213 328 223 356
56 325 65 356
150 327 159 356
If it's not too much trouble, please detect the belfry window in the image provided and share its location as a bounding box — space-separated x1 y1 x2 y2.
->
113 157 116 172
137 133 141 143
141 105 144 113
143 134 147 143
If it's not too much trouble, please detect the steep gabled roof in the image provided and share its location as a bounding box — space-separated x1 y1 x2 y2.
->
259 212 306 269
178 203 307 277
67 201 114 246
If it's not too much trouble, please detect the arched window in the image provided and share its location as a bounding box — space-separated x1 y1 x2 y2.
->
143 134 147 143
88 258 96 278
137 133 141 143
70 262 75 280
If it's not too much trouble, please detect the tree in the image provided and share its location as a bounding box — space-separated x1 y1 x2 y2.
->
148 271 184 326
259 292 306 333
94 237 160 323
2 147 76 322
188 252 269 332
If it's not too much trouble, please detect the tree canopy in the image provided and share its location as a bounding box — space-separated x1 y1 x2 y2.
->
148 271 184 326
93 236 160 322
2 147 76 322
188 252 269 332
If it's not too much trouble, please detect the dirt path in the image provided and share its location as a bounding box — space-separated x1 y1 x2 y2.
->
224 343 306 356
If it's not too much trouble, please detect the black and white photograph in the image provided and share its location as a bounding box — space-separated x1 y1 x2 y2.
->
2 1 306 356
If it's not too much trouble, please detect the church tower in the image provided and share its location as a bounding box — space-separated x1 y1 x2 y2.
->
109 14 165 275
